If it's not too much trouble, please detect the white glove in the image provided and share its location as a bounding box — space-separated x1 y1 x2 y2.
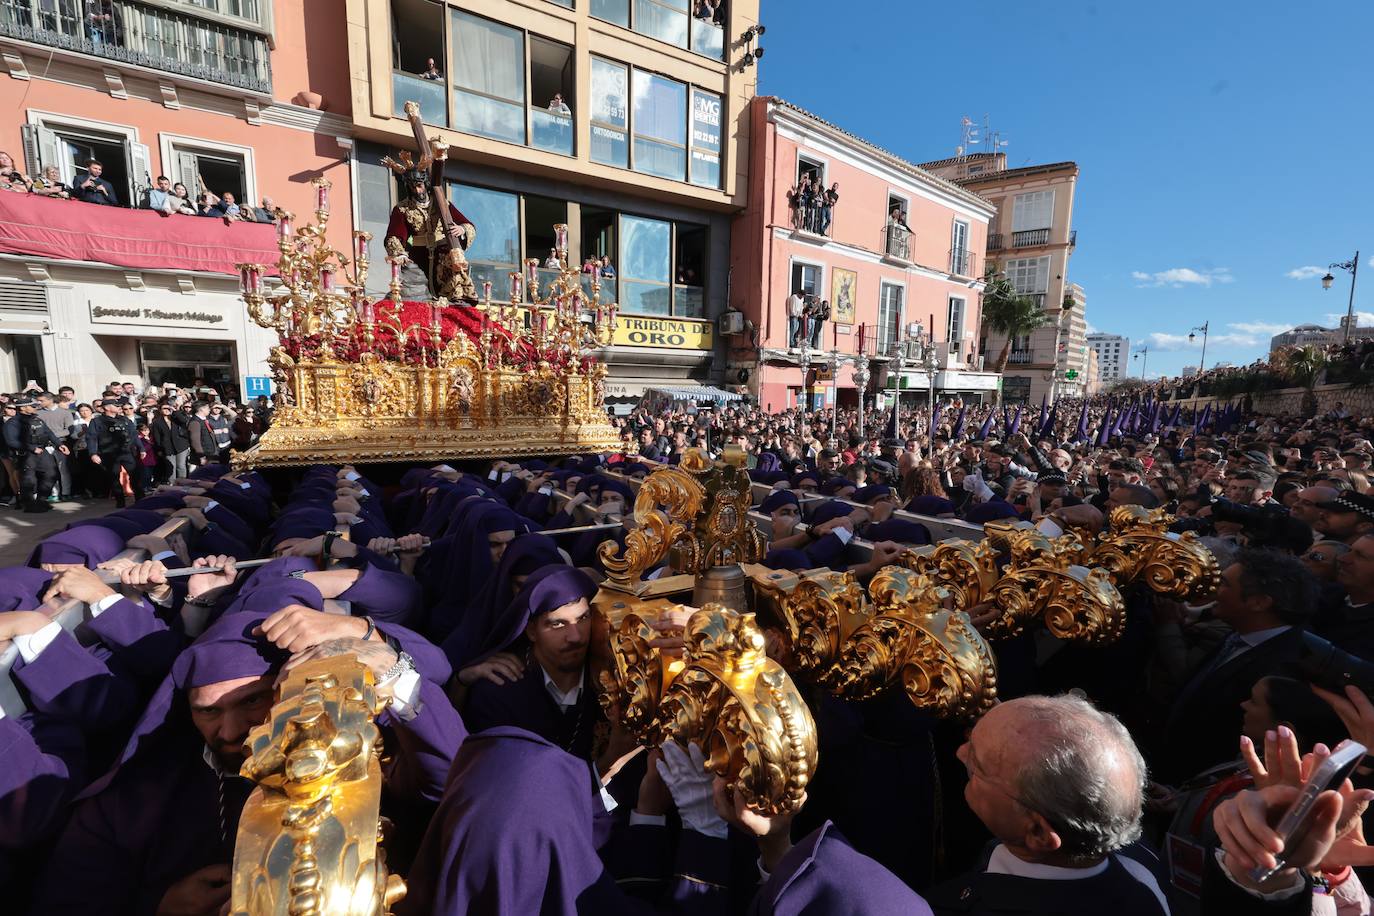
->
962 470 994 504
656 742 727 838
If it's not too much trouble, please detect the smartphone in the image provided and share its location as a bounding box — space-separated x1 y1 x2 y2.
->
1215 459 1228 471
1248 740 1366 883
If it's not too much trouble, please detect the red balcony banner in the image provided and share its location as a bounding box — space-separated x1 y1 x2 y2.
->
0 192 281 275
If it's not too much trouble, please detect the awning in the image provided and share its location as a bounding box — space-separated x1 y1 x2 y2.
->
643 384 745 404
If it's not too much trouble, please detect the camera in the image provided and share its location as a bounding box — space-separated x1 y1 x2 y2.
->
1294 632 1374 696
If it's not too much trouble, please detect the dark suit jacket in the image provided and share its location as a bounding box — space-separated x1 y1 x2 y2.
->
73 176 117 206
1160 627 1309 782
150 416 189 455
924 843 1169 916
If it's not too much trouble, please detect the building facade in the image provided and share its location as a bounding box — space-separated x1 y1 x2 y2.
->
1087 332 1129 384
920 152 1083 404
0 0 357 399
1085 346 1100 395
729 97 999 412
345 0 758 407
1270 318 1374 353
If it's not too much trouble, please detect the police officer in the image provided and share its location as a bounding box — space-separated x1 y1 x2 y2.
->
86 396 143 507
5 395 67 513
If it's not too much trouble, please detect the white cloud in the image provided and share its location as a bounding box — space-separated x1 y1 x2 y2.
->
1229 321 1294 336
1325 312 1374 326
1085 321 1099 334
1145 328 1267 351
1286 266 1327 280
1132 267 1234 288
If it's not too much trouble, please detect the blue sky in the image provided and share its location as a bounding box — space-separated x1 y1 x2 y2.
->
756 0 1374 378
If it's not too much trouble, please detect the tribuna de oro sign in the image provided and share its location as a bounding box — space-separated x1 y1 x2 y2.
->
611 316 713 350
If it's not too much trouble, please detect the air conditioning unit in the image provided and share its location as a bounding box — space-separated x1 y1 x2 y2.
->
719 310 745 335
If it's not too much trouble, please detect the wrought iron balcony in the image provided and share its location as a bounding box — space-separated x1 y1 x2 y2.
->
987 232 1003 251
884 224 911 260
1008 350 1034 365
1012 228 1050 247
0 0 272 93
949 247 975 277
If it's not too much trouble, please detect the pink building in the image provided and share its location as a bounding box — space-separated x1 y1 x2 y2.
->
727 97 999 412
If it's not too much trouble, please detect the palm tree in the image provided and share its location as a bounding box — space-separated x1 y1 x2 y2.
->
981 271 1049 404
1280 344 1328 417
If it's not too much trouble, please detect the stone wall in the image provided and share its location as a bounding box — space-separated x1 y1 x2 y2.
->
1168 383 1374 418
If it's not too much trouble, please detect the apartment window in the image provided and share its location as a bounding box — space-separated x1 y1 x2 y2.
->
947 296 965 356
526 194 570 290
530 37 575 156
689 89 722 188
452 184 520 294
635 0 688 47
790 261 821 299
22 117 147 209
1011 190 1054 231
631 69 687 182
391 0 448 126
797 155 824 188
451 10 525 144
591 0 630 26
1004 256 1050 295
621 215 673 315
168 146 248 206
877 283 903 355
674 224 706 317
950 219 970 274
590 57 629 167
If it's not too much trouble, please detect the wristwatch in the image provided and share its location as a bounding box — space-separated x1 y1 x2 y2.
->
378 651 414 685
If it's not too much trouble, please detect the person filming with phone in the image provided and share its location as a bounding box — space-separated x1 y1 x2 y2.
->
72 158 118 206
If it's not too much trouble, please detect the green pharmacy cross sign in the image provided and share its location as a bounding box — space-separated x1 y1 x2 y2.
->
1064 369 1079 380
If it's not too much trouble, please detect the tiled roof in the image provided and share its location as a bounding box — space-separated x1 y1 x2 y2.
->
768 98 995 211
955 161 1079 184
916 152 999 170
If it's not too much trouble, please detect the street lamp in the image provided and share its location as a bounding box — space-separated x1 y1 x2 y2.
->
1187 321 1209 374
1134 346 1149 379
1321 251 1360 342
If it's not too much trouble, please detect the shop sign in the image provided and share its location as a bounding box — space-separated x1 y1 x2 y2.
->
612 316 713 351
90 303 225 328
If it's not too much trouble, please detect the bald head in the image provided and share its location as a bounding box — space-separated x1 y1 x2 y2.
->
962 695 1145 865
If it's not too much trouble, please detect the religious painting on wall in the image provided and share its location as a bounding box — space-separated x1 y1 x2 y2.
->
831 267 857 325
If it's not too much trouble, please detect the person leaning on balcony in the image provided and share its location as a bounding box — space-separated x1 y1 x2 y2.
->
248 196 277 224
821 182 839 235
73 160 118 206
420 57 442 81
547 93 571 116
787 288 806 348
30 166 70 200
0 151 31 193
887 204 911 233
170 181 196 214
143 175 178 216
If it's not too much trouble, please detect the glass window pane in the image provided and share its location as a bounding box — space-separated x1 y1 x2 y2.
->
393 72 448 126
634 0 688 46
690 153 720 188
621 215 671 283
690 17 724 60
451 10 526 143
591 0 629 26
673 286 704 318
621 281 672 315
591 58 629 167
633 139 686 181
453 184 520 267
532 109 574 155
632 70 686 144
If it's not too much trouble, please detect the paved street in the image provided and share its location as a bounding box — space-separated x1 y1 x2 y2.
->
0 499 125 567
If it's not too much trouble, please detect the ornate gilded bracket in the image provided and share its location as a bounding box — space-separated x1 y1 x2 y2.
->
232 655 405 916
1091 505 1222 602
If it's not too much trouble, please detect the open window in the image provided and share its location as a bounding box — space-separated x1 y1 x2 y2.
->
21 115 147 208
391 0 448 125
530 37 574 156
582 206 618 302
885 192 910 259
674 223 706 318
525 194 568 290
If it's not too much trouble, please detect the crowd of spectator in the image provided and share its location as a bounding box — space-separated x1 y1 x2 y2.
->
786 170 839 235
0 151 278 224
0 379 273 512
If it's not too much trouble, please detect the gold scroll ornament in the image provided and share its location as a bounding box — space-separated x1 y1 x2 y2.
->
231 655 404 916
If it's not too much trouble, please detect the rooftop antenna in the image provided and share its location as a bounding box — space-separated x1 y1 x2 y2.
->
959 115 1008 160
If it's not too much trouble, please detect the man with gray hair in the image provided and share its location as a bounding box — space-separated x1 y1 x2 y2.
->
926 694 1169 914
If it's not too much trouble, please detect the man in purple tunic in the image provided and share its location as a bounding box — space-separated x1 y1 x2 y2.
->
29 609 466 915
460 566 609 764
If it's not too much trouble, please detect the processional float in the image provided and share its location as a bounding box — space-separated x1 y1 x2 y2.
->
225 104 1224 914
